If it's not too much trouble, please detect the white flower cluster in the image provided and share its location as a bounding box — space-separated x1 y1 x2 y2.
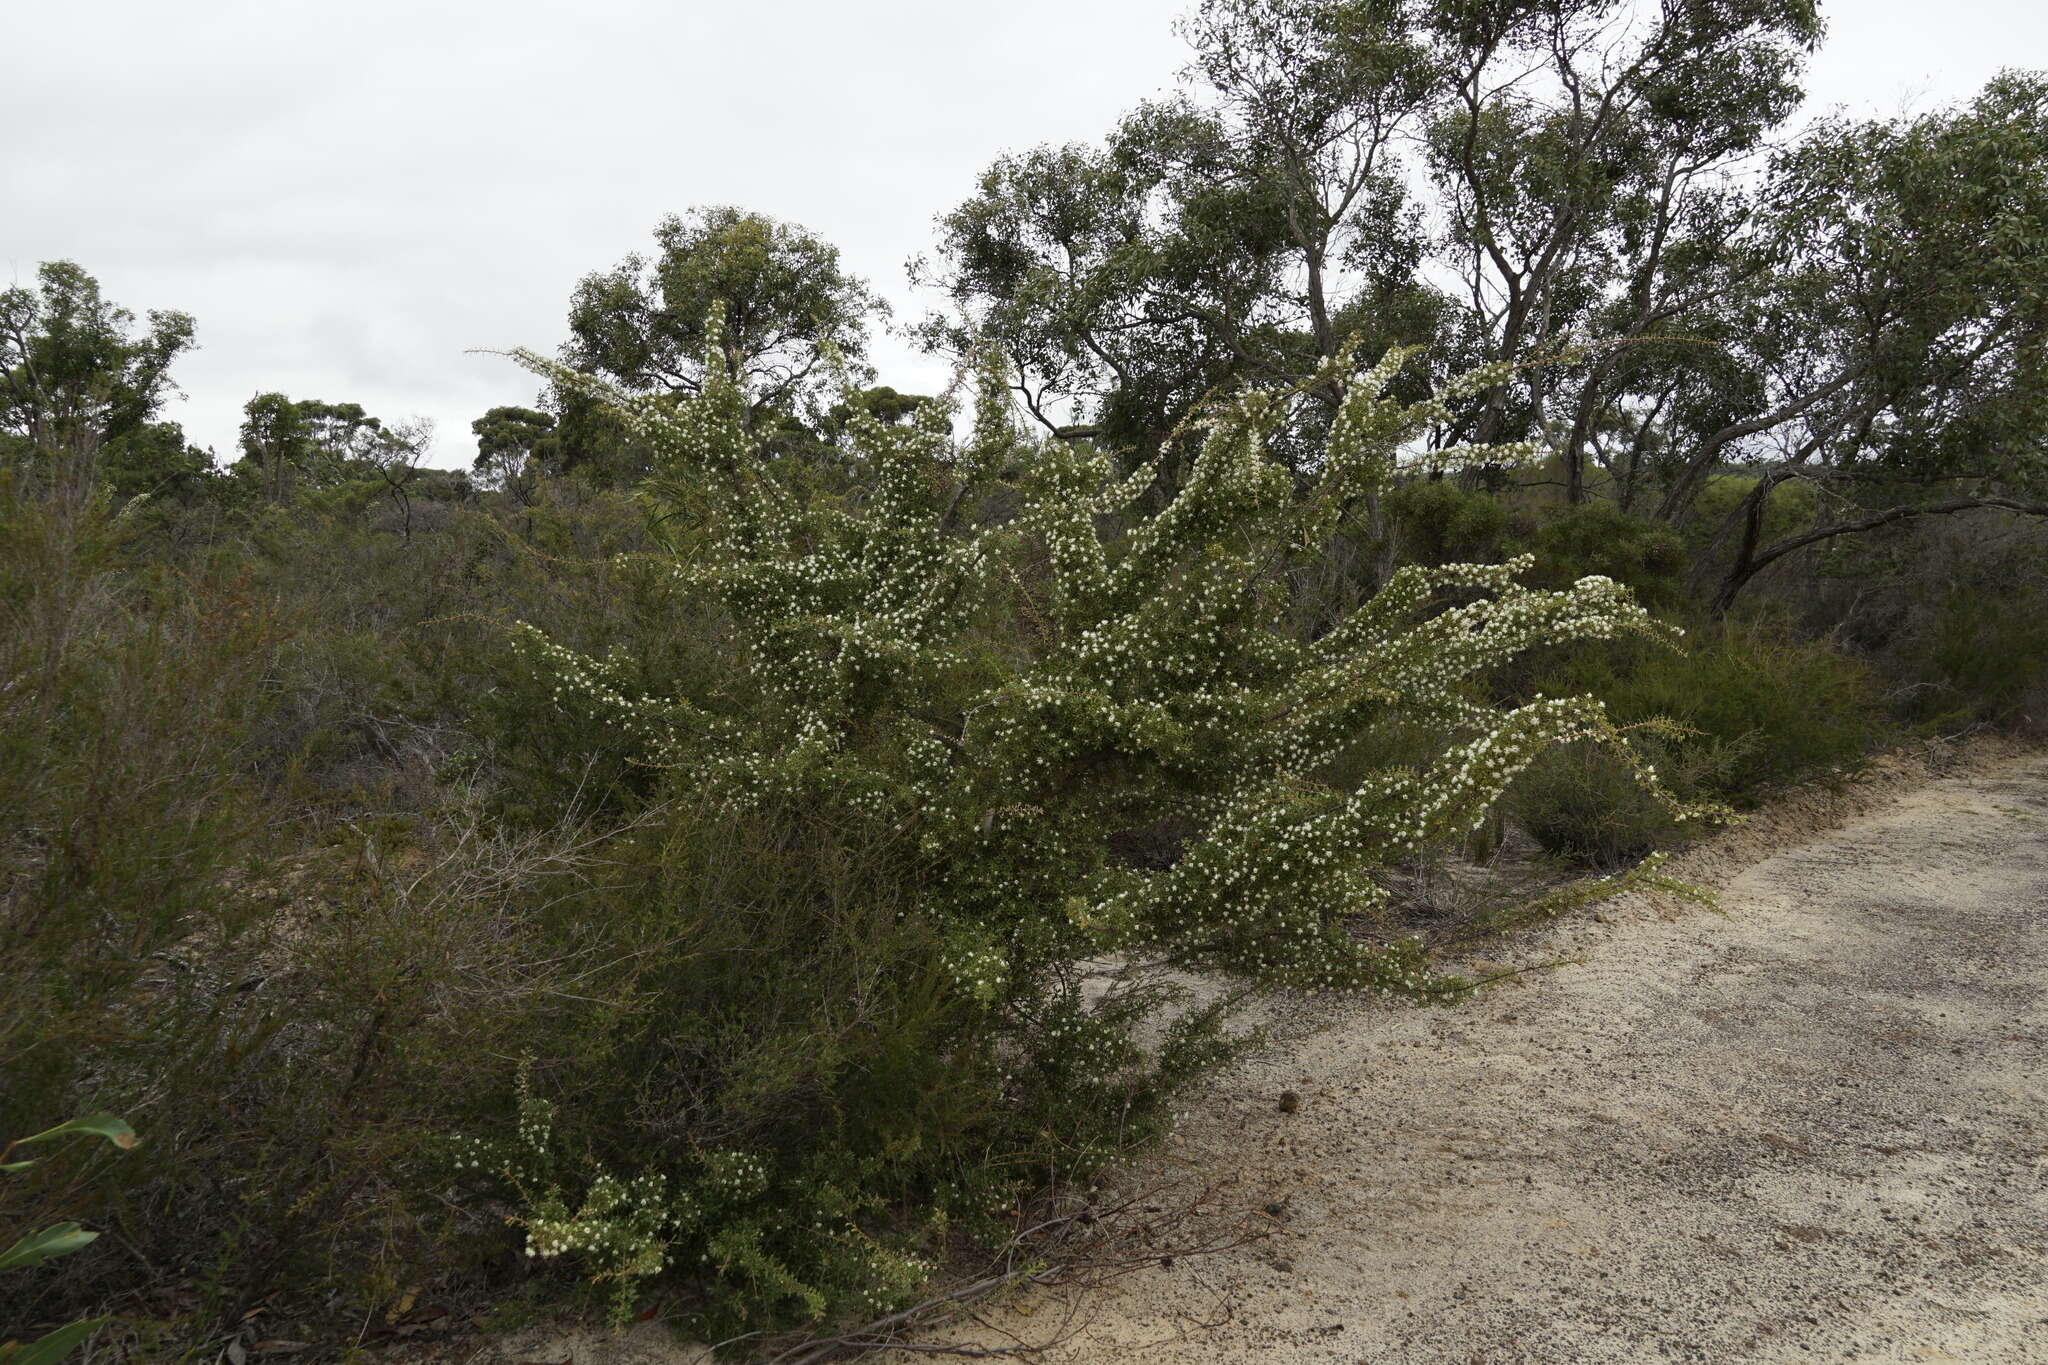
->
450 1064 795 1317
503 330 1696 1005
509 621 695 744
523 1170 673 1275
940 932 1010 1006
838 1223 937 1316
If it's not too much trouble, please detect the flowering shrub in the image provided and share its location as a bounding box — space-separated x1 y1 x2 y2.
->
451 1073 938 1329
467 318 1689 1335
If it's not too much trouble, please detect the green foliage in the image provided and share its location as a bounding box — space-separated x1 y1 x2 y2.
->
234 393 427 506
926 0 1828 499
0 477 277 1134
515 326 1680 989
1824 515 2048 732
1688 473 1817 546
1612 625 1891 800
1383 479 1509 567
1510 731 1732 868
1 1116 137 1168
929 6 2048 589
1744 73 2048 493
96 421 213 501
2 1115 134 1365
469 320 1697 1330
1679 72 2048 610
471 405 557 492
0 471 622 1343
8 32 2041 1351
0 262 197 485
823 385 933 438
1512 621 1891 864
0 1316 105 1365
566 206 886 426
1521 502 1689 609
1908 586 2048 730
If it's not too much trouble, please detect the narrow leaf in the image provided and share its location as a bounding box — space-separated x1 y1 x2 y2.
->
16 1116 137 1151
0 1224 99 1271
9 1318 110 1365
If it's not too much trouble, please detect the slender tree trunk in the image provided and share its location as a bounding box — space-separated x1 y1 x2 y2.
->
1707 472 1782 617
1710 494 2048 617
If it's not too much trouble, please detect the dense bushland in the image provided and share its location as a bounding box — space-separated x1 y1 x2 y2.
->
3 375 2041 1357
6 1 2047 1355
1505 623 1890 864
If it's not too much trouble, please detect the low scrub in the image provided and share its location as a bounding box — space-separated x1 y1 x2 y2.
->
1511 622 1890 864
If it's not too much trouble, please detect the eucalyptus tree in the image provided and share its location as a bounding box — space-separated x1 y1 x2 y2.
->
97 421 214 501
916 121 1287 483
237 392 310 504
236 393 430 512
471 404 557 500
918 0 1447 491
563 206 886 431
1681 72 2048 612
1422 0 1822 498
0 261 202 498
922 2 1822 495
1414 11 2048 610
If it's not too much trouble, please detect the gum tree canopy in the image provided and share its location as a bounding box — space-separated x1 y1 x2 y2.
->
564 206 887 427
919 0 1821 494
0 261 207 498
1687 73 2048 612
923 1 2048 605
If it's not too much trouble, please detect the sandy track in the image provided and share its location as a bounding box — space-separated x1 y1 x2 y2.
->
923 752 2048 1364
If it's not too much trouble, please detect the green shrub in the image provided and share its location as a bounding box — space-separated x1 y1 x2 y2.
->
1511 621 1890 862
1607 623 1889 800
0 476 276 1155
0 476 614 1342
461 329 1692 1335
1733 506 2048 734
1511 730 1751 867
1520 501 1689 610
1687 472 1819 549
1847 527 2048 731
1383 479 1510 566
1905 588 2048 729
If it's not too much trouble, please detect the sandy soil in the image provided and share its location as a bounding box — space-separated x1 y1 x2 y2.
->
900 744 2048 1365
488 740 2047 1365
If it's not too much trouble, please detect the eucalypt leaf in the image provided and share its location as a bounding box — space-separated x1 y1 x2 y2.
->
0 1224 99 1272
0 1115 138 1173
13 1116 137 1152
0 1317 113 1365
0 1115 137 1364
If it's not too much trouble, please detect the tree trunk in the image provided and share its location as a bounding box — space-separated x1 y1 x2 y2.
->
1710 494 2048 617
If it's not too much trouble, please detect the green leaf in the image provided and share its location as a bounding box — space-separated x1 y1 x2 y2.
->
14 1116 137 1152
0 1224 99 1271
1 1317 111 1365
0 1161 36 1173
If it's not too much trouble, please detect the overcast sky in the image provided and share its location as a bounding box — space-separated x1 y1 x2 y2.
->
5 0 2043 468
